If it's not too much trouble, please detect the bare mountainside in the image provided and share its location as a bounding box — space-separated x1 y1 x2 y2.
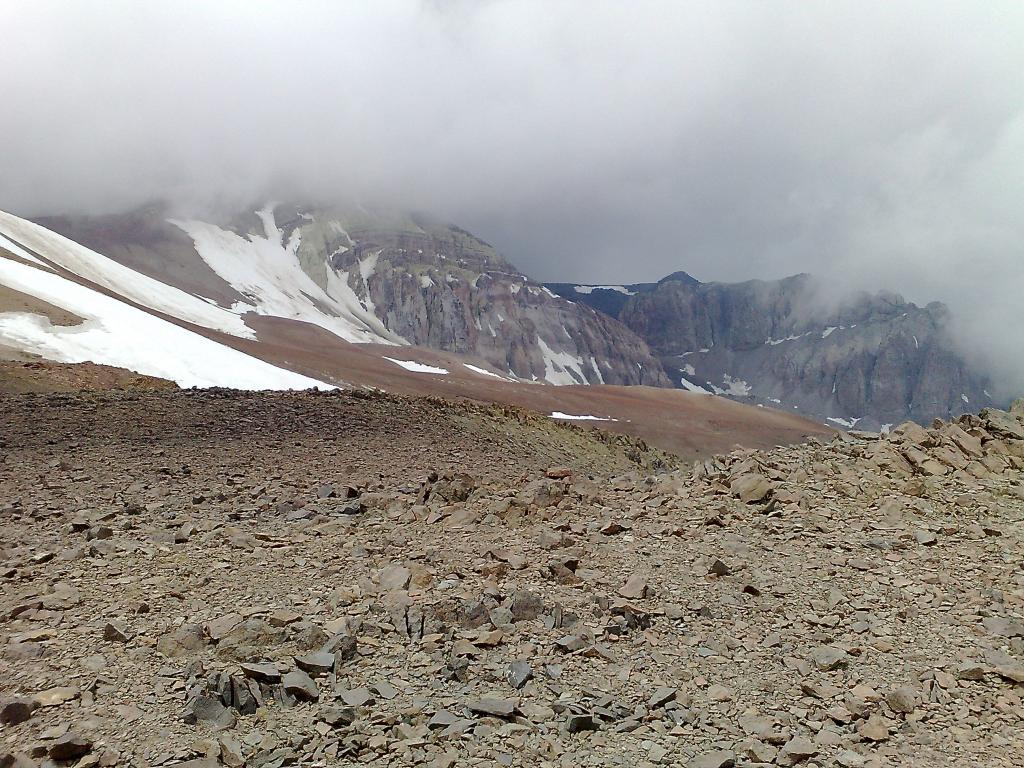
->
548 273 999 430
1 391 1023 767
32 204 670 387
0 206 828 459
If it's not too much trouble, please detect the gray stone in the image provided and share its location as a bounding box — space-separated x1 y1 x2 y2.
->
294 651 334 676
282 669 319 701
467 697 517 718
240 661 281 683
48 732 92 761
506 660 533 690
689 751 736 768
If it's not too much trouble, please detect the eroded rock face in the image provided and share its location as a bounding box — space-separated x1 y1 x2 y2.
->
284 207 669 387
550 273 1002 429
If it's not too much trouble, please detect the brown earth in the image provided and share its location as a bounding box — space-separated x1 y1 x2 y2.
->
0 361 176 394
0 284 83 328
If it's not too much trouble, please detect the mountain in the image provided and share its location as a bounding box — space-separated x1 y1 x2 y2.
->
548 272 997 430
0 204 829 458
34 204 669 388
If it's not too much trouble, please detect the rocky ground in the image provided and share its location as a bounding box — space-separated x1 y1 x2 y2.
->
1 390 1022 768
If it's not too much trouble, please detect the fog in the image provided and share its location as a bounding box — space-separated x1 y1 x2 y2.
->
2 1 1022 391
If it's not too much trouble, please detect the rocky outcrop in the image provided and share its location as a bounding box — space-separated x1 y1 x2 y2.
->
550 273 998 429
279 207 669 386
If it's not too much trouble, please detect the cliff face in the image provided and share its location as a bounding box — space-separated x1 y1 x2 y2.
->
278 207 670 386
549 273 995 429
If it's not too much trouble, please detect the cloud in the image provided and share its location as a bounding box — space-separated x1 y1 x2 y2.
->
1 0 1022 392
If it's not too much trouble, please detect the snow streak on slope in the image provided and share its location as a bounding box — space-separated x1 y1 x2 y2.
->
537 337 586 385
169 207 403 346
0 255 329 390
0 210 253 338
383 357 448 375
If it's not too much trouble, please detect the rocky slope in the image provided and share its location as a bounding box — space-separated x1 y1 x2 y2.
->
549 273 996 429
30 204 669 387
2 391 1022 767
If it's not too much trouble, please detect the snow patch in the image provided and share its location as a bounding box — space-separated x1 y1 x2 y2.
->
536 336 586 386
682 363 696 376
0 256 329 390
710 374 752 397
170 207 402 345
383 357 448 375
827 416 862 429
549 411 616 421
679 377 711 394
0 210 253 339
463 363 509 381
572 285 636 296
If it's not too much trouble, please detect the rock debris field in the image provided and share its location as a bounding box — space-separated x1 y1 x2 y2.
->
1 389 1023 768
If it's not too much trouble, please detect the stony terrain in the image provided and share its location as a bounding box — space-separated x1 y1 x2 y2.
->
549 273 997 429
2 391 1023 768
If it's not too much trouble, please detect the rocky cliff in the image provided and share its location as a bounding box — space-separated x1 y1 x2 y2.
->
549 273 996 429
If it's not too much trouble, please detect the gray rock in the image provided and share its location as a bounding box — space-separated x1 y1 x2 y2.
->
339 687 374 707
379 564 411 591
810 645 850 671
0 697 38 725
294 651 334 676
689 751 736 768
183 694 236 729
566 713 600 733
777 735 818 766
467 697 517 718
48 732 92 761
240 661 281 683
322 706 357 727
281 670 319 701
506 660 533 690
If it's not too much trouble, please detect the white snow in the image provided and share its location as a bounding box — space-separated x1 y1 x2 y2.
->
588 356 605 385
710 374 752 397
0 231 49 267
961 393 970 404
383 357 448 374
463 363 509 380
0 210 253 339
682 363 696 376
419 274 435 289
0 255 329 390
536 336 587 385
679 377 711 394
549 411 616 421
827 416 862 429
358 251 379 282
170 206 403 345
912 335 919 349
822 327 837 338
572 285 636 296
540 286 560 299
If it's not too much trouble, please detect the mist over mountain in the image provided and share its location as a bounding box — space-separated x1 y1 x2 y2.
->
1 1 1021 400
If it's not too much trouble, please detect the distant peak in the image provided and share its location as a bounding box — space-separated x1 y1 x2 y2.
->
657 270 700 286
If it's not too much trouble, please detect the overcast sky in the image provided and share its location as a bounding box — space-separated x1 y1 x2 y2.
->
2 1 1022 384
